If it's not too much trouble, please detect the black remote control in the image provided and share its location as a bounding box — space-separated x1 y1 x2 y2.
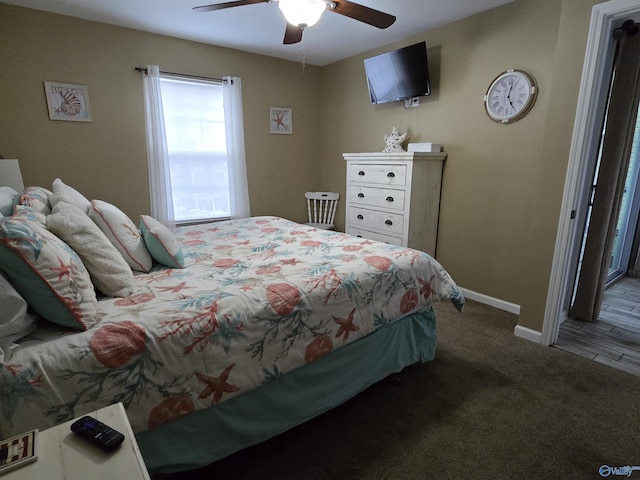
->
70 415 125 451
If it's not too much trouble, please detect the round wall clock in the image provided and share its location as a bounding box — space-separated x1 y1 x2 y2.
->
484 69 538 124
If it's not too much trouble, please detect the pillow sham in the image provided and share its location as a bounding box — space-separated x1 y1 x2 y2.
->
88 200 152 272
15 186 52 214
49 178 91 213
0 216 98 330
48 202 134 297
140 215 185 269
12 205 48 225
0 272 38 364
0 186 17 217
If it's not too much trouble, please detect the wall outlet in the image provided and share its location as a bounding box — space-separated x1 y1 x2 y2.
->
404 97 420 108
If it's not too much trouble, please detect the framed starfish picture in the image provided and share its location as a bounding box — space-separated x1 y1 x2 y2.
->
269 106 292 134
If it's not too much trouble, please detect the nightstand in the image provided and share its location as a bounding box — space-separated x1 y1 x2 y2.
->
5 403 150 480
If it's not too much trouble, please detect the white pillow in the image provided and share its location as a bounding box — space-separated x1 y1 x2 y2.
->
88 200 152 272
48 202 134 297
49 178 91 213
0 186 18 217
0 272 38 364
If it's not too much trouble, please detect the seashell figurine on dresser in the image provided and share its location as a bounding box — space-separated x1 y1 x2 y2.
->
383 127 407 153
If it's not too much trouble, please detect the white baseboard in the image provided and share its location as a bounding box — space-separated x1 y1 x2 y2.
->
459 287 521 315
513 325 543 344
459 287 542 344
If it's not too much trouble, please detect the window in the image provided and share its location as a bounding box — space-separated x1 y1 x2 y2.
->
142 66 249 226
159 77 230 223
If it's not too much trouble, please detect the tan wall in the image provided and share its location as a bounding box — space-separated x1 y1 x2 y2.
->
319 0 599 332
0 3 322 224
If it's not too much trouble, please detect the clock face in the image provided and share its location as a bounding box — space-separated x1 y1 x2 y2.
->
484 69 537 124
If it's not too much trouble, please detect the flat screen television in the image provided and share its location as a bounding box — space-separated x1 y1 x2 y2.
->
364 41 430 105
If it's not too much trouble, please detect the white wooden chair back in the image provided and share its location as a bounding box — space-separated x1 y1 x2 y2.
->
305 192 339 230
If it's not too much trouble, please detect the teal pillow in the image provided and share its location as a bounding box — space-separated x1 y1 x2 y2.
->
0 216 98 330
139 215 185 269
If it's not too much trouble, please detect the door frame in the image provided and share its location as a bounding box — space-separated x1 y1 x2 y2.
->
541 0 640 346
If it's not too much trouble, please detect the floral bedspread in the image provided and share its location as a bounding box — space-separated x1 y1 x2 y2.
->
0 216 463 439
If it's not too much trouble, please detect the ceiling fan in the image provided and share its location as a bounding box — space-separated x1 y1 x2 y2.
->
193 0 396 45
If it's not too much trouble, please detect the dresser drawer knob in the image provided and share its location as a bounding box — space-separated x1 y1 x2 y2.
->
356 235 362 238
357 214 364 220
387 172 395 178
386 196 394 202
358 171 366 176
385 220 393 226
357 193 365 198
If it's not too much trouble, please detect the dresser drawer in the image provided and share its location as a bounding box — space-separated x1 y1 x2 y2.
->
348 186 406 212
348 206 404 236
348 163 407 186
346 227 403 246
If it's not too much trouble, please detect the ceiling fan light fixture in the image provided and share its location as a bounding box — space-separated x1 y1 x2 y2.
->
279 0 326 28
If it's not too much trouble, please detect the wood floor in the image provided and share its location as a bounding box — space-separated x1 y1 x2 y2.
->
555 275 640 377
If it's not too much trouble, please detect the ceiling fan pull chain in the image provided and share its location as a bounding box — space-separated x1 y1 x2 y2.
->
301 42 306 78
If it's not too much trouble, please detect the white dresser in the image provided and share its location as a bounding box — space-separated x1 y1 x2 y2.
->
343 152 445 256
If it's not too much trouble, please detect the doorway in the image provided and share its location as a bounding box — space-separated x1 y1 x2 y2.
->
572 118 640 296
569 20 640 323
541 0 640 347
551 9 640 375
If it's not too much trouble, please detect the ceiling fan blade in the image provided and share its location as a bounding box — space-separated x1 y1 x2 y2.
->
283 23 304 44
331 1 396 29
193 0 267 13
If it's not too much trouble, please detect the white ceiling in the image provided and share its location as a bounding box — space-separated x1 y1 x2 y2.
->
3 0 516 66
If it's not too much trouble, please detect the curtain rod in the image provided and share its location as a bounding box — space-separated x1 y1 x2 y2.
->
133 67 229 84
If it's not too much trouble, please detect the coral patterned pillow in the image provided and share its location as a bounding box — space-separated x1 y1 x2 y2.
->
11 206 48 225
15 186 52 214
139 215 185 269
88 200 152 272
0 216 98 330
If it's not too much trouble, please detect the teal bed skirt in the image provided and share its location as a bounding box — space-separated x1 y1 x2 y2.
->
136 308 437 475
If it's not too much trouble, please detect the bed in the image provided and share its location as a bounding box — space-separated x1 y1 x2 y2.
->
0 181 463 475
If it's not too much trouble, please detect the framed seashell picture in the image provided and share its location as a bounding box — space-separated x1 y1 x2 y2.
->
44 81 92 122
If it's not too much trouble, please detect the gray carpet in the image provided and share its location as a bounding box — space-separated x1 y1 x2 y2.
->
173 299 640 480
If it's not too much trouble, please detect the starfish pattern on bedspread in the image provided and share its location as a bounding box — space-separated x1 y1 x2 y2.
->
0 216 464 438
333 307 359 342
196 364 240 405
